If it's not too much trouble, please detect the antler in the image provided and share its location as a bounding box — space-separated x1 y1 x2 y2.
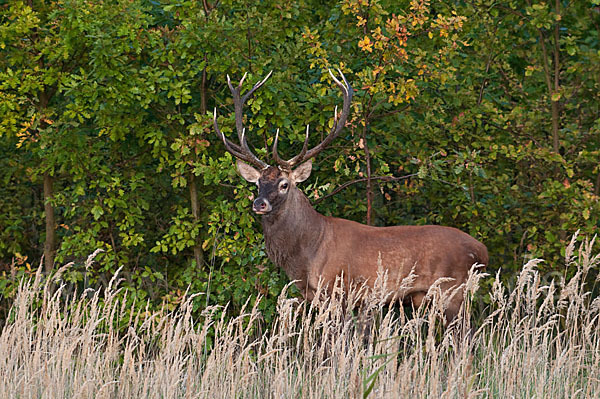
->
272 69 353 170
214 69 353 171
213 71 273 169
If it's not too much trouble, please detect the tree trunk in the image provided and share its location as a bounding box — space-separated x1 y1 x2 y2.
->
189 173 204 268
187 60 209 268
535 18 561 155
550 100 560 153
43 172 56 273
552 0 561 154
362 126 373 225
200 59 207 117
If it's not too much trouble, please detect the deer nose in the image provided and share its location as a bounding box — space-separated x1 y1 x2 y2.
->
252 198 272 214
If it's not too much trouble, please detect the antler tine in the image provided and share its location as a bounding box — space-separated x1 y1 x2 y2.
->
297 125 311 161
213 107 268 169
272 125 311 170
227 71 273 141
215 72 274 169
272 129 285 167
241 70 273 103
238 72 248 89
226 72 250 95
284 125 310 168
333 105 338 126
328 68 347 96
226 73 245 143
239 127 259 163
296 69 353 163
226 74 236 96
271 69 352 170
213 107 242 152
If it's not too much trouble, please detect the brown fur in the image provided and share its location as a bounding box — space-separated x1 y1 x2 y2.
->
255 167 488 323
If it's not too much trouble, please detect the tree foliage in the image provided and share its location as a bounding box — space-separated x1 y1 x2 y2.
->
1 0 599 320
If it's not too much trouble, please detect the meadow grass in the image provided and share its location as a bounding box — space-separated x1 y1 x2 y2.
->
1 235 599 398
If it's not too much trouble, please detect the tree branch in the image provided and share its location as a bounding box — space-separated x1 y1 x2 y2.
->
312 173 418 205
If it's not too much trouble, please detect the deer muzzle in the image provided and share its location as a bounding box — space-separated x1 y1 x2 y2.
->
252 198 272 214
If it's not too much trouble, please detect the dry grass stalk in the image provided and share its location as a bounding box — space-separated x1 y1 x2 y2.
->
0 236 598 398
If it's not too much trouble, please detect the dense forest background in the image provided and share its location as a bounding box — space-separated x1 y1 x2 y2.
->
1 0 599 323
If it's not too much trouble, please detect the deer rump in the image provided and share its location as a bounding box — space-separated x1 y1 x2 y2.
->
214 69 488 323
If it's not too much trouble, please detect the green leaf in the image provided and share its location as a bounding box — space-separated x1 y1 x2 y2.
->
91 205 104 221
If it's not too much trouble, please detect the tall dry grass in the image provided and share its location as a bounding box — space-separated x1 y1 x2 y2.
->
1 234 599 398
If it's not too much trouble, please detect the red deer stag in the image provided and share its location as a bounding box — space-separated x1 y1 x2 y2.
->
213 70 488 322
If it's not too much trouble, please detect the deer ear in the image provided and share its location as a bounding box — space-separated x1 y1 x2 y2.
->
291 160 312 184
236 160 261 183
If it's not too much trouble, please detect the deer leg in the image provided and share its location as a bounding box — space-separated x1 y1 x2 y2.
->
444 294 476 349
303 289 315 302
444 296 463 325
410 291 426 309
302 282 318 303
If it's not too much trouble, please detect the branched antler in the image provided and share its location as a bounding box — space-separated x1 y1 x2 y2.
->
213 71 273 169
214 69 353 171
272 69 353 170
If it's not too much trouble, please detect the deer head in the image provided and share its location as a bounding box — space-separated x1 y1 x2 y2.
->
236 161 313 215
213 70 353 215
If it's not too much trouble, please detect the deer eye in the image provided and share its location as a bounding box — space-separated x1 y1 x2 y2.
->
280 182 289 191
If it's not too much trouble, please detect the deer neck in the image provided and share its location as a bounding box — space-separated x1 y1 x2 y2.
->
260 187 325 279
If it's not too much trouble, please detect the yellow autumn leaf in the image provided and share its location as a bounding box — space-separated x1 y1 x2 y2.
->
583 208 590 220
358 36 373 53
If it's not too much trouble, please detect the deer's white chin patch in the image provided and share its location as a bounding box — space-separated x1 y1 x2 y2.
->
253 202 272 214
